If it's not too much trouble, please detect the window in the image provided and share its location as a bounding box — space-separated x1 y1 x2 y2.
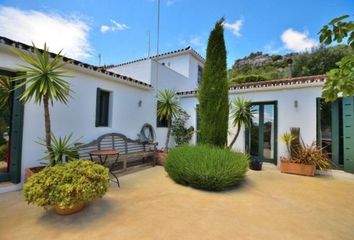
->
156 101 168 127
197 65 203 83
95 88 111 127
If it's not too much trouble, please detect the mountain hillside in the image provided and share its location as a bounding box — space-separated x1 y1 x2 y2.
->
228 45 352 84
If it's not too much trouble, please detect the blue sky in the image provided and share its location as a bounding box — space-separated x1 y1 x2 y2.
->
0 0 353 68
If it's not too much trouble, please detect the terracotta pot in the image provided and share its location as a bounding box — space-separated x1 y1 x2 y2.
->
280 160 315 177
25 166 45 181
155 151 167 166
55 202 85 215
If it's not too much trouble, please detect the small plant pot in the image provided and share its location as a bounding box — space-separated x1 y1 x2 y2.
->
25 166 46 181
155 151 167 166
250 160 263 171
280 160 315 177
55 202 85 215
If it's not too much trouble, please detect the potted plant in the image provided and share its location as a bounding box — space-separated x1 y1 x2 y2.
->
249 159 262 171
280 130 331 176
156 89 181 165
154 148 168 166
23 160 109 215
25 133 80 180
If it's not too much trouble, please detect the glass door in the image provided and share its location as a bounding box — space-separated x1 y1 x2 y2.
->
246 102 277 164
0 69 24 183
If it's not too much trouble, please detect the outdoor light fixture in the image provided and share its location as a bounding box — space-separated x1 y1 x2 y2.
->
294 100 298 108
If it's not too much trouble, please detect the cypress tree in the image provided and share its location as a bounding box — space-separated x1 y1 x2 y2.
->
198 18 229 147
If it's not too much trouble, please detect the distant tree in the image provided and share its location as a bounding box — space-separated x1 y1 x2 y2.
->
198 18 229 147
292 45 352 77
318 15 354 101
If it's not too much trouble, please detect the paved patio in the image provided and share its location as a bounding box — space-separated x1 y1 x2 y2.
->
1 165 354 240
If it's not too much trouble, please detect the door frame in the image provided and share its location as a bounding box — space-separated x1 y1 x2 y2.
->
0 69 24 183
245 101 278 164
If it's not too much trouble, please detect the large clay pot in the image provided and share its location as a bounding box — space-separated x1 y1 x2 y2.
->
25 166 46 181
280 160 315 177
155 151 167 166
55 202 85 215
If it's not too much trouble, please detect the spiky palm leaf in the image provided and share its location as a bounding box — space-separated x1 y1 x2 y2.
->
157 89 181 150
12 43 71 104
11 43 72 165
37 133 81 165
0 76 11 109
228 98 254 148
157 89 180 121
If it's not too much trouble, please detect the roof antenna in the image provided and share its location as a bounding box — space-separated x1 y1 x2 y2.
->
155 0 160 96
147 31 151 58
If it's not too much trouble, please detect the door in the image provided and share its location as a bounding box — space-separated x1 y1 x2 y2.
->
246 102 277 164
342 97 354 173
0 69 24 183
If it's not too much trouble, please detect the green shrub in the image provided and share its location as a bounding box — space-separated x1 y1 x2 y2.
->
230 74 268 84
165 145 249 191
0 143 7 162
23 160 109 208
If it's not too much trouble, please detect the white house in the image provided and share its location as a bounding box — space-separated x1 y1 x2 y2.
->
0 36 353 193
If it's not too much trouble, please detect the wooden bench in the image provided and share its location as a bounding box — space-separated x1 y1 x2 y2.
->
76 133 157 173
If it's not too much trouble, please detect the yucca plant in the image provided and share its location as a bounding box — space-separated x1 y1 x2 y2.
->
37 133 81 166
157 89 180 150
280 132 296 157
12 43 71 165
0 76 11 109
292 141 332 171
228 98 254 149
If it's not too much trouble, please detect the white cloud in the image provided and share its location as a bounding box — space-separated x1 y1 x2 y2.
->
100 25 110 33
166 0 176 6
264 41 284 54
179 35 206 53
223 18 243 37
281 28 318 52
100 19 129 33
0 6 92 60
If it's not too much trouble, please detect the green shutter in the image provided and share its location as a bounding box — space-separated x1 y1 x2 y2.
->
342 97 354 173
331 100 340 166
95 88 100 127
9 80 24 183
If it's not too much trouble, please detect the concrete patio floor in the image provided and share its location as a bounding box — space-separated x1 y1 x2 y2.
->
1 165 354 240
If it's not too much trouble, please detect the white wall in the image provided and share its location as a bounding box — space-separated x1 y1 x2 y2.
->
157 54 190 78
179 85 323 165
109 60 152 84
0 48 156 188
188 55 204 88
111 53 204 93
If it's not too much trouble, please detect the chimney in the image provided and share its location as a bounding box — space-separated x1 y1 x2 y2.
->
287 58 293 78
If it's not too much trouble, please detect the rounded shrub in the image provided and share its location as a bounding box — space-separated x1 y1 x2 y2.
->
165 145 249 191
23 160 110 208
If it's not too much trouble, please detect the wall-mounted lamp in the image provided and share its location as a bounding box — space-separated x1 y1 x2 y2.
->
138 100 142 107
294 100 298 108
